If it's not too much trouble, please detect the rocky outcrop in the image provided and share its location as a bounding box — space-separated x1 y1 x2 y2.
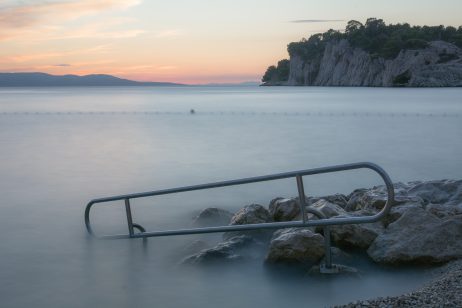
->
183 179 462 267
287 40 462 87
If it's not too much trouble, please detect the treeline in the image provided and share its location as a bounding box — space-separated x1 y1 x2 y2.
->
262 18 462 83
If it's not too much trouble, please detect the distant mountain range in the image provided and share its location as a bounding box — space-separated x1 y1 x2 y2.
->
0 72 182 87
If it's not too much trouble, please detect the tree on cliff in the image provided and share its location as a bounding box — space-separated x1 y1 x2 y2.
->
263 18 462 82
262 59 289 83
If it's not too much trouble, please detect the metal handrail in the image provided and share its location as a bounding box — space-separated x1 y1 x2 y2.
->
84 162 395 241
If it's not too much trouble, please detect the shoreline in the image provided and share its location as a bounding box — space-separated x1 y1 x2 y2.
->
336 259 462 307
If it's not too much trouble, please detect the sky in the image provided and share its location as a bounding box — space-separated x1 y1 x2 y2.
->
0 0 461 84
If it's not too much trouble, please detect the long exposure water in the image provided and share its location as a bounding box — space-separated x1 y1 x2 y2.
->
1 86 461 307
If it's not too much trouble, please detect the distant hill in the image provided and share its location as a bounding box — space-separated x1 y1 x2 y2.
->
0 72 182 87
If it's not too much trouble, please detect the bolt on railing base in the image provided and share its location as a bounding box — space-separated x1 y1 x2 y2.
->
319 263 358 275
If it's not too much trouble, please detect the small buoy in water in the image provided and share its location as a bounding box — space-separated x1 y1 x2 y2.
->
190 109 195 114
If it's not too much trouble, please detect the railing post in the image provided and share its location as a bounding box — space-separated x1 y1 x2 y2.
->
296 175 307 223
323 226 332 269
125 199 135 237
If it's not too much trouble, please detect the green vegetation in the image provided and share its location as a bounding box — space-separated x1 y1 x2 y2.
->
393 70 411 86
262 18 462 83
262 59 290 83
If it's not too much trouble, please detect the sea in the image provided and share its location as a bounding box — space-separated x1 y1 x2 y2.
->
1 86 461 307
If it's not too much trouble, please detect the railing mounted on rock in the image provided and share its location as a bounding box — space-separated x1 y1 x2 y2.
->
84 162 395 273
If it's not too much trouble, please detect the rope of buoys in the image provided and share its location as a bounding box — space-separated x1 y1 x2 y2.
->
0 111 460 117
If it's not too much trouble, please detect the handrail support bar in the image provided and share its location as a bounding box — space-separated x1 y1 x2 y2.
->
125 199 135 237
296 175 307 223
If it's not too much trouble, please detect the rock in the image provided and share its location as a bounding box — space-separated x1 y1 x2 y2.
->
309 194 349 208
329 220 383 249
230 204 272 225
310 199 347 218
265 228 325 265
287 39 462 87
346 188 388 212
427 203 462 219
182 235 258 265
268 197 300 221
181 247 243 265
223 204 273 240
407 179 462 205
383 203 423 226
368 207 462 264
193 207 233 227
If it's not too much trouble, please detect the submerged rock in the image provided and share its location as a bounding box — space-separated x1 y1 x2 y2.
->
193 207 233 227
266 228 325 265
269 197 300 221
182 235 260 265
181 247 243 265
180 240 209 256
368 207 462 264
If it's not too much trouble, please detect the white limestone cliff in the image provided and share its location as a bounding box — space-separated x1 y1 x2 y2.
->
286 40 462 87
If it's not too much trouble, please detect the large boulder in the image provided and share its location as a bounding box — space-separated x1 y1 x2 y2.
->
269 197 300 221
265 228 325 265
193 207 233 227
367 207 462 264
223 204 273 240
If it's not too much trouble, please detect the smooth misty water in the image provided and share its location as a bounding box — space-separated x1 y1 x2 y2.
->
1 86 461 308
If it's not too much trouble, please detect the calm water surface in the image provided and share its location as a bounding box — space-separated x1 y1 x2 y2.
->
1 86 461 307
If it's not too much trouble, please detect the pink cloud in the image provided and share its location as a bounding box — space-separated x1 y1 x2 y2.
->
0 0 142 40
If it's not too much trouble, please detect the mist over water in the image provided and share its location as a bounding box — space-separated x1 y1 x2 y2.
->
1 86 461 307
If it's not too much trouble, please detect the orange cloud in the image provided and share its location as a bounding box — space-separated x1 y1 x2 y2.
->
0 0 141 40
7 45 112 62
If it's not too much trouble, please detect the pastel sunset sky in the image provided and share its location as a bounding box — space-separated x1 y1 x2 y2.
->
1 0 461 84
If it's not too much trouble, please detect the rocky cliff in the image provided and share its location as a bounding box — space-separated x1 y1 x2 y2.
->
285 40 462 87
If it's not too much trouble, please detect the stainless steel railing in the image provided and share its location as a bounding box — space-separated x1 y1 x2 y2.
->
84 162 394 271
85 162 394 239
